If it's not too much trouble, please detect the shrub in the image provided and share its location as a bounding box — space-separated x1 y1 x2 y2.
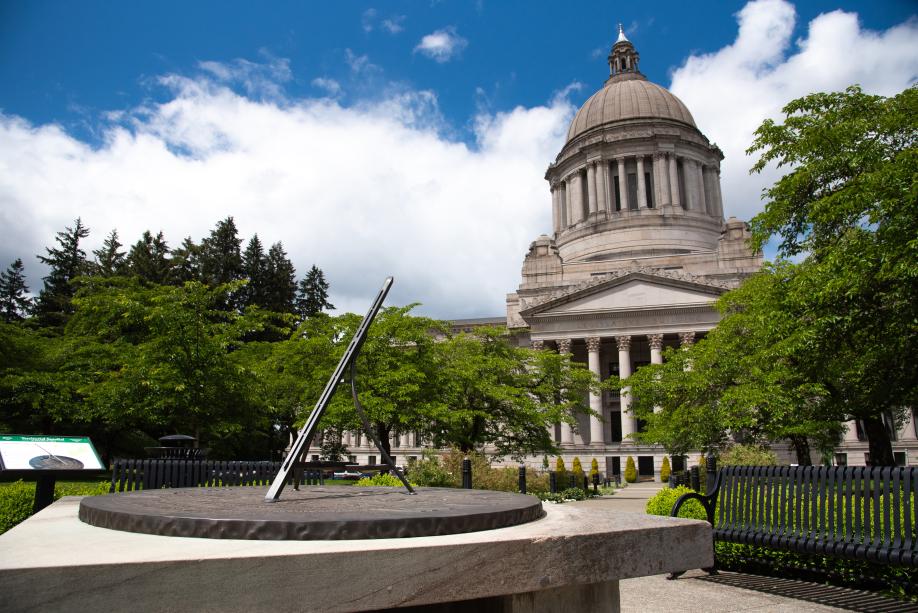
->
572 457 584 482
660 456 671 483
697 454 707 491
719 444 778 466
589 458 599 480
645 485 707 520
354 473 416 487
560 487 586 501
624 456 637 483
406 450 455 487
0 480 110 535
554 456 566 481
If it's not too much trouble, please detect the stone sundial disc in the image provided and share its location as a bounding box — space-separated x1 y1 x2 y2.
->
78 486 544 540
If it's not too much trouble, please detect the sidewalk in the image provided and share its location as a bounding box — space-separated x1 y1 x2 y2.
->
570 482 911 612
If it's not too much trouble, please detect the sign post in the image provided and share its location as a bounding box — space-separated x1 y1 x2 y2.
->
0 435 107 513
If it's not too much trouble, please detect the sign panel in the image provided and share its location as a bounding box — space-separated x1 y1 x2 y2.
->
0 435 104 471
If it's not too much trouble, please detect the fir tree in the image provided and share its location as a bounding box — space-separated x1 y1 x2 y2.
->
127 230 170 284
170 237 202 284
241 234 268 308
0 258 32 322
200 217 243 286
35 218 90 327
264 242 296 313
92 229 126 276
295 265 334 319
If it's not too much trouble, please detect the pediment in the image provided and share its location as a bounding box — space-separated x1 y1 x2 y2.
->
520 270 728 318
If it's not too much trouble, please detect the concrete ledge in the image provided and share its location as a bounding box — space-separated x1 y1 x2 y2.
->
1 496 712 612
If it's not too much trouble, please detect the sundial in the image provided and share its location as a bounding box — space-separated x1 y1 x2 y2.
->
79 278 543 540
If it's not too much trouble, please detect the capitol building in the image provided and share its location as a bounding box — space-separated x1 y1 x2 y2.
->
342 29 917 478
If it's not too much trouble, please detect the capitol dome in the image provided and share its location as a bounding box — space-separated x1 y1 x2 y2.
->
566 78 696 143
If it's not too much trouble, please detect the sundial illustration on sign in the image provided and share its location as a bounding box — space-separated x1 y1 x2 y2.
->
79 277 544 540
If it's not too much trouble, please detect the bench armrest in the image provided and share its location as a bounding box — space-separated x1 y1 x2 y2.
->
671 491 716 526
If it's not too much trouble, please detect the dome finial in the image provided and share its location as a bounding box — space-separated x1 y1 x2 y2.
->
608 24 641 81
616 23 629 44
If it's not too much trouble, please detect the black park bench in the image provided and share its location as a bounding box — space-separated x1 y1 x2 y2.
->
670 465 918 575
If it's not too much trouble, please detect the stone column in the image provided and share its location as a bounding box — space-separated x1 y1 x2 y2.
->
586 337 605 445
597 160 610 213
652 154 664 208
679 331 695 372
713 168 725 219
617 157 630 211
668 154 681 208
659 153 671 207
616 335 634 443
557 338 575 445
702 166 716 216
844 420 860 443
636 156 647 209
570 173 584 224
683 159 697 211
648 334 664 365
531 339 545 350
400 433 410 448
551 183 561 234
563 178 573 227
694 160 707 213
899 410 917 442
648 334 664 414
586 162 598 216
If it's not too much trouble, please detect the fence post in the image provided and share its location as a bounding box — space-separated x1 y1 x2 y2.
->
690 466 700 491
705 455 717 496
592 472 599 494
549 471 557 494
462 458 472 489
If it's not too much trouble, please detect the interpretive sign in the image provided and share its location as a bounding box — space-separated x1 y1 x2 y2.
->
0 435 104 471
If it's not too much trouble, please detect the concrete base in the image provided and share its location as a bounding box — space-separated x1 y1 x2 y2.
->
0 496 712 613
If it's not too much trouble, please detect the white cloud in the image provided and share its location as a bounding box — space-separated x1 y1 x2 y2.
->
0 65 574 318
381 16 406 35
311 77 342 97
668 0 918 221
414 27 468 63
197 54 291 100
361 8 377 33
344 48 379 75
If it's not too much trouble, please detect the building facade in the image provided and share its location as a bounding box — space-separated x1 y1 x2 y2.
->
332 29 918 477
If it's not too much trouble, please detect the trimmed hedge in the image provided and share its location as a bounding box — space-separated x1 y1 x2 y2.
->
0 480 109 535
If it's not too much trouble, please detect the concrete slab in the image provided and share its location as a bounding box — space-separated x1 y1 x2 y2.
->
0 496 712 613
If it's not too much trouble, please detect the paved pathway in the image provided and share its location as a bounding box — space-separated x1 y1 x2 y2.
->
569 482 912 612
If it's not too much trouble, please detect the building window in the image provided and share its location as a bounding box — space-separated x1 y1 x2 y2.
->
311 454 319 462
613 176 622 211
368 455 376 466
677 162 687 208
894 451 907 466
610 410 623 442
834 453 847 466
348 455 357 464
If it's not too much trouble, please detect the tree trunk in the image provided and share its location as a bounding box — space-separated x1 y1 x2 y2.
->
861 415 896 465
788 435 812 466
376 423 391 456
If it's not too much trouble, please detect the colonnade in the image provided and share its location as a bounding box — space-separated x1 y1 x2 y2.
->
532 332 696 446
320 430 423 454
550 153 724 234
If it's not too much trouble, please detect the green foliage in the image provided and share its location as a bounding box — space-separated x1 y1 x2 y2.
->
429 327 602 461
624 456 637 483
35 218 90 327
645 485 707 521
295 265 334 320
720 444 779 466
660 456 671 483
406 450 455 487
571 457 583 481
589 458 599 479
0 480 109 535
0 259 32 322
554 456 566 480
354 473 415 487
538 487 590 503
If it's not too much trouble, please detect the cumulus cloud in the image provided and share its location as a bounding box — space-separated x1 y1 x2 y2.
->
381 16 406 35
0 65 574 318
311 77 342 97
361 8 377 33
414 27 468 63
668 0 918 220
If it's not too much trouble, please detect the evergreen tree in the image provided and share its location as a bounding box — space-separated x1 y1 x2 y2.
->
170 237 202 284
264 242 296 313
200 217 243 286
0 259 32 322
295 265 334 319
35 218 90 327
127 231 170 284
92 229 126 277
241 235 268 308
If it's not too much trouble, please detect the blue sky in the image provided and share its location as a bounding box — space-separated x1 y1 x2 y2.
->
1 1 916 317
